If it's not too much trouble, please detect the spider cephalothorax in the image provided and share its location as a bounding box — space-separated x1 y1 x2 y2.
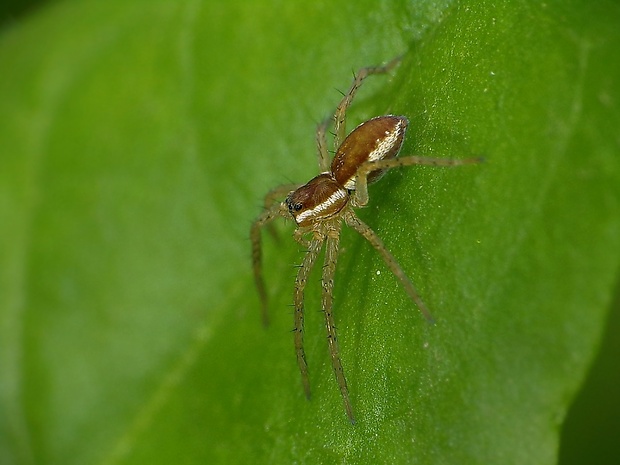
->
251 56 481 422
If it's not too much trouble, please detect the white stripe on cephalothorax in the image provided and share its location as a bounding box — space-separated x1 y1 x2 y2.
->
295 187 348 224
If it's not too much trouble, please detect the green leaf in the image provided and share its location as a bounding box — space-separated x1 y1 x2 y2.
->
1 1 619 464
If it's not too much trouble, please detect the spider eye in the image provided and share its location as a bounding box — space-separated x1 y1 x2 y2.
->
289 202 303 212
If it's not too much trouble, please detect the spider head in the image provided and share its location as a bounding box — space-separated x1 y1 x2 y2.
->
285 174 349 227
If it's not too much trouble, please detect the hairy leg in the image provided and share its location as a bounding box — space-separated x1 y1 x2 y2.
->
333 55 402 148
293 238 323 400
316 117 331 172
263 183 300 209
322 224 355 422
250 203 286 325
352 155 483 207
344 211 434 323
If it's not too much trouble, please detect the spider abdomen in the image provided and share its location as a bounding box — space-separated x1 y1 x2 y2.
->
331 115 408 190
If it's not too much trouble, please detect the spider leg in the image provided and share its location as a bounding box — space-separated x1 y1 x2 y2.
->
263 183 300 209
352 155 483 207
316 116 331 172
251 202 288 326
293 227 312 249
333 55 403 149
344 211 435 323
293 237 323 400
322 222 355 422
262 183 301 241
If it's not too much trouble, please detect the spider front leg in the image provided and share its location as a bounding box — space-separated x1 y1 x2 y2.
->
321 223 355 422
263 183 300 209
352 155 483 207
344 211 435 323
333 55 403 148
293 237 323 400
263 183 300 241
251 200 289 326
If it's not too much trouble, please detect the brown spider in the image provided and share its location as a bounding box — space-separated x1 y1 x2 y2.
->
251 56 481 422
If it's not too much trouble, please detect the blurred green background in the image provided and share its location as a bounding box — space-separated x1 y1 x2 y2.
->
1 1 619 464
0 0 46 26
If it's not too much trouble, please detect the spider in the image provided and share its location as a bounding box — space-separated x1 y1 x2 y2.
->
251 56 481 422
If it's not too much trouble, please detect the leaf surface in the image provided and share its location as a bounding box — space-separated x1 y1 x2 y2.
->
1 1 619 464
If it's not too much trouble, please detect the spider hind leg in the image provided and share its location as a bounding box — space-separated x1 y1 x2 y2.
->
344 210 435 323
